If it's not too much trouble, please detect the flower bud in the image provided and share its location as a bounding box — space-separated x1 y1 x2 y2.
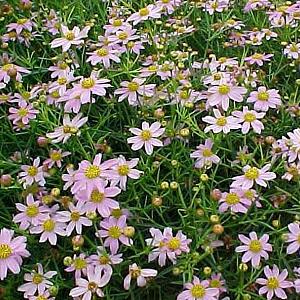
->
86 211 97 220
210 215 220 224
51 188 60 197
0 174 12 186
48 285 58 296
200 174 209 182
72 235 84 247
179 128 190 137
154 108 165 119
210 189 222 201
42 195 54 205
272 219 280 228
212 224 224 235
265 136 275 145
172 267 181 275
170 181 179 190
171 160 178 167
203 266 212 275
239 263 248 272
196 208 204 217
123 226 135 237
160 181 169 190
63 256 73 266
152 196 163 207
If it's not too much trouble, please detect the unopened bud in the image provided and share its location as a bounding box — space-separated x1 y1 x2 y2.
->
72 235 84 247
123 226 135 237
1 174 12 186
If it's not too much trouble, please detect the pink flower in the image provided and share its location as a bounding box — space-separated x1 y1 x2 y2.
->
97 216 133 254
65 253 89 279
87 47 121 68
50 25 90 52
0 228 30 280
146 227 191 267
177 276 219 300
209 273 227 295
206 82 247 111
71 153 117 197
6 18 35 34
43 149 71 168
48 71 76 96
108 27 138 45
69 266 110 299
231 164 276 189
8 100 38 125
19 157 47 187
110 155 143 190
57 202 92 236
235 232 272 267
46 113 88 144
247 86 281 111
256 265 293 300
30 215 66 245
123 263 158 290
18 263 57 297
115 78 155 106
77 181 120 217
202 109 241 134
48 61 71 78
232 106 265 134
284 43 300 59
127 121 165 155
0 63 30 83
244 53 273 66
127 5 161 25
69 71 111 104
28 290 54 300
13 194 49 230
286 222 300 254
218 190 251 214
190 139 220 169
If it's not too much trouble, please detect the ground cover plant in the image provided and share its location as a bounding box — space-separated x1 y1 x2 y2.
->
0 0 300 299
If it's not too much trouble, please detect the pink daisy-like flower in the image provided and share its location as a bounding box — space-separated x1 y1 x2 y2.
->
235 232 272 267
115 78 155 106
57 202 92 236
202 109 241 134
0 228 30 280
8 100 38 125
127 5 161 25
30 215 66 245
43 149 71 168
18 263 57 297
69 266 110 300
231 164 276 189
247 86 281 111
48 61 71 79
13 194 49 230
123 263 158 290
87 47 120 68
28 290 54 300
286 222 300 254
206 81 247 111
65 253 89 280
69 71 111 104
190 139 220 169
0 63 30 83
97 216 133 254
19 157 47 187
50 25 90 52
110 155 143 190
232 106 265 134
244 53 273 66
256 264 293 300
209 273 227 295
46 113 88 144
71 153 117 196
284 43 300 59
6 18 35 34
177 276 219 300
127 121 165 155
48 71 76 97
218 190 251 214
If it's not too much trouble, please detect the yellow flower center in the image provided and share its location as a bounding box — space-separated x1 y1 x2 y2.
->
180 90 189 100
74 258 87 270
2 64 13 71
51 90 60 98
22 91 31 100
216 116 227 126
0 95 9 102
210 279 221 288
245 167 259 180
213 73 222 80
162 0 170 3
118 164 129 176
218 84 230 95
85 165 101 179
167 237 181 250
27 166 38 177
108 226 122 239
225 193 240 205
18 108 28 117
191 284 206 298
202 148 212 157
244 112 256 122
59 62 68 69
127 82 140 92
211 2 218 9
140 130 152 141
249 240 262 253
50 151 62 161
70 211 80 221
99 255 110 265
127 41 134 49
297 234 300 244
26 205 39 217
244 190 254 200
81 78 95 89
252 53 263 60
139 8 150 16
219 57 227 63
32 274 43 284
257 91 269 101
130 268 141 278
65 31 75 40
118 32 128 40
96 48 109 56
57 77 67 85
267 277 279 289
111 208 122 218
0 244 12 259
113 19 122 27
43 219 55 232
148 65 158 72
36 296 47 300
17 18 28 25
90 190 104 203
88 281 97 291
